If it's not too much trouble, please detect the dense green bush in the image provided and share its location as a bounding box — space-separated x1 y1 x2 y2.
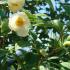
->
0 0 70 70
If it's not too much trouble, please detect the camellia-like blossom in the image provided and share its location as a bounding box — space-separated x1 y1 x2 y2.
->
9 12 31 37
8 0 25 12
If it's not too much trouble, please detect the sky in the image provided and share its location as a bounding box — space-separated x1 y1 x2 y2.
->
35 0 66 14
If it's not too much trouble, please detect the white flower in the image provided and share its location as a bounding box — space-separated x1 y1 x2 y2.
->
9 12 31 37
8 0 25 12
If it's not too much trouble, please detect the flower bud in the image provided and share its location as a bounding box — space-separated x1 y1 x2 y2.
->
63 41 70 47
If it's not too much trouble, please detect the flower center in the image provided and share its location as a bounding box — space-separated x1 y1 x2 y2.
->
11 3 18 6
16 17 25 27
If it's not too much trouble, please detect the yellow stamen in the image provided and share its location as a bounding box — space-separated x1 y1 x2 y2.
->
11 3 18 6
16 17 25 27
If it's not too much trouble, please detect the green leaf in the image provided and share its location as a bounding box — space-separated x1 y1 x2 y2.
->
0 49 7 58
48 56 59 60
46 0 54 11
51 19 63 33
67 21 70 31
10 65 15 70
1 19 10 36
60 62 70 69
62 4 70 16
39 65 46 70
30 30 37 40
23 9 37 24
